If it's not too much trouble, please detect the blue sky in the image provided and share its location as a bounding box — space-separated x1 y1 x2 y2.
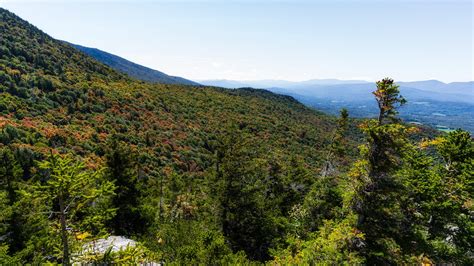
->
1 0 472 82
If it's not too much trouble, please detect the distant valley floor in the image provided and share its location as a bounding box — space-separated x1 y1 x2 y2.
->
293 96 474 134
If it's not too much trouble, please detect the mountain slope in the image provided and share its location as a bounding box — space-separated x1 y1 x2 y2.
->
71 43 199 85
0 10 125 87
0 7 340 168
1 8 358 263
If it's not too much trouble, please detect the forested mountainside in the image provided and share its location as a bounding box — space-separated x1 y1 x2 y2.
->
71 43 199 86
0 8 472 265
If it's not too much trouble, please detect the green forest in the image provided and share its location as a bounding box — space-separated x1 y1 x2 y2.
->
0 8 472 265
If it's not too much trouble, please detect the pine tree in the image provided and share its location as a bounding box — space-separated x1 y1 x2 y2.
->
373 78 406 125
0 148 23 254
352 78 410 263
321 108 350 177
0 188 14 263
429 130 473 263
398 129 473 263
213 128 277 261
26 153 115 265
105 139 145 235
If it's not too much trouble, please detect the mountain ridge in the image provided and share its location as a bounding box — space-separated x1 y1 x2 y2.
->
71 43 199 86
199 79 473 94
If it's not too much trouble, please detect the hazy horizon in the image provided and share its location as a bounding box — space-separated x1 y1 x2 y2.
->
2 0 473 83
196 78 473 83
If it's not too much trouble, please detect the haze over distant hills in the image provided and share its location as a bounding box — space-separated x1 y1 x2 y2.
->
71 43 199 86
398 80 474 95
200 79 474 132
198 79 369 89
200 79 474 100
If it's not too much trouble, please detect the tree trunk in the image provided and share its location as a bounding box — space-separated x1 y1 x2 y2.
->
377 104 384 125
159 175 163 221
59 194 70 266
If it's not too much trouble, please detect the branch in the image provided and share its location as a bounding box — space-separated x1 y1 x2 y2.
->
63 196 80 214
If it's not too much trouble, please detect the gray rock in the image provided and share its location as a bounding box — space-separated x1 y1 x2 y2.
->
82 235 137 254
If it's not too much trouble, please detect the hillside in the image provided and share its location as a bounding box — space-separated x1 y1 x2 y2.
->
0 7 338 166
0 7 351 263
71 43 199 85
1 8 472 265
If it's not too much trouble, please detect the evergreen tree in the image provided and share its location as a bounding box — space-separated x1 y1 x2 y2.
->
0 148 23 254
373 78 406 125
429 130 473 263
352 78 410 263
26 153 115 265
321 108 350 177
213 128 278 261
399 129 473 263
105 139 145 235
0 190 15 263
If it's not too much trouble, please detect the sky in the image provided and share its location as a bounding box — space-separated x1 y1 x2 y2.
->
1 0 473 82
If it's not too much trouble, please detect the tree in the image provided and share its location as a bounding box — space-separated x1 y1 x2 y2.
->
0 148 23 254
27 153 115 265
373 78 406 125
321 108 350 177
0 190 14 263
212 128 279 261
429 130 473 263
273 215 364 264
351 78 410 263
350 79 473 264
105 139 145 236
292 109 349 237
397 129 474 264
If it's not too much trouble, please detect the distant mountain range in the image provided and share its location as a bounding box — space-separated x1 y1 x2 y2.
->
398 80 474 95
199 79 369 89
71 43 199 86
200 79 473 100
